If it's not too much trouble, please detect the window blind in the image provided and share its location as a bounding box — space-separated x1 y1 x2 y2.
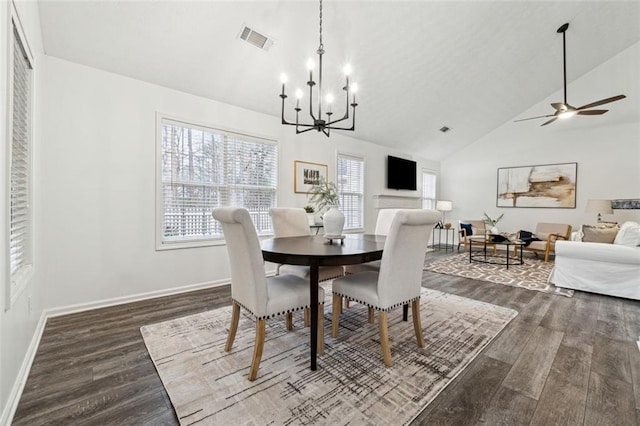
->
422 170 437 209
337 154 364 230
10 26 33 284
160 119 277 244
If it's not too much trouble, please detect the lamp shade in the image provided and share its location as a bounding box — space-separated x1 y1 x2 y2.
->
585 199 613 215
435 200 453 211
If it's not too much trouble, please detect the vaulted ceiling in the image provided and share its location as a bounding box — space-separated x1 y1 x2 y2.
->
37 1 640 160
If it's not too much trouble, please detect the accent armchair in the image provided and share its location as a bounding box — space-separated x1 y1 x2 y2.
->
458 220 496 254
517 222 572 262
213 207 325 381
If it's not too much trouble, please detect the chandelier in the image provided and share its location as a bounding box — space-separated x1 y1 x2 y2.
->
279 0 358 137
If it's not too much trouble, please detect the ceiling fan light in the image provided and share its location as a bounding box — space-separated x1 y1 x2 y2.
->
558 110 577 119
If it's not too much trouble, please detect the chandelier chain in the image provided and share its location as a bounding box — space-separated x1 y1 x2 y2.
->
318 0 323 50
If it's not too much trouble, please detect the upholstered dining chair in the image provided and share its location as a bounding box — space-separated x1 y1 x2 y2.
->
343 208 402 275
518 223 572 262
270 207 344 327
270 207 344 280
331 209 440 366
212 207 325 381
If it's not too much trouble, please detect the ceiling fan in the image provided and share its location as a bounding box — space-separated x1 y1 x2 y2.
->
515 22 626 126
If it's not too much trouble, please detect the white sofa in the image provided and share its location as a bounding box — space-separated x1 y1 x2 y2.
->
549 240 640 300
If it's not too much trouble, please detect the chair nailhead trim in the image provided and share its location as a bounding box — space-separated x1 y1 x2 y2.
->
331 292 420 312
232 299 324 321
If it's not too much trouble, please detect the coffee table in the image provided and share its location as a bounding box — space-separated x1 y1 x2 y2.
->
469 237 525 270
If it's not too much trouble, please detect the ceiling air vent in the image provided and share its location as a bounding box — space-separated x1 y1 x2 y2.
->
239 25 274 51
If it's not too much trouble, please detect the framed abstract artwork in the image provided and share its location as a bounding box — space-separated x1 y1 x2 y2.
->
497 162 577 208
294 161 328 194
612 199 640 209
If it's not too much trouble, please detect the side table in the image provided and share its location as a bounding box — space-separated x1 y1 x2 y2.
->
431 227 455 252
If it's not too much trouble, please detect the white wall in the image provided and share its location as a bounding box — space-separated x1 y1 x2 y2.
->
0 0 44 420
441 42 640 236
36 55 438 311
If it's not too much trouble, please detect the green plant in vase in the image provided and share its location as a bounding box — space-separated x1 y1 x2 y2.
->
308 177 344 236
308 177 339 214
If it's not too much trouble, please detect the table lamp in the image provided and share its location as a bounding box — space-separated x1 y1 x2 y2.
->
435 200 453 226
585 199 613 223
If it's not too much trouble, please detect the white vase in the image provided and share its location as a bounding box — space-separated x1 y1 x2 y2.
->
323 206 345 236
307 213 316 226
490 226 499 234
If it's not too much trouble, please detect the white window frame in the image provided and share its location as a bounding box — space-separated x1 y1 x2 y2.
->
155 114 278 250
337 152 364 232
422 169 437 209
6 3 35 309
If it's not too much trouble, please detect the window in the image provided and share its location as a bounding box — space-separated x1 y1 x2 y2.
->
158 117 278 248
337 153 364 230
8 12 34 306
422 169 437 209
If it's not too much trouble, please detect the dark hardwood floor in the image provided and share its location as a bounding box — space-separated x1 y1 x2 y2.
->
13 251 640 425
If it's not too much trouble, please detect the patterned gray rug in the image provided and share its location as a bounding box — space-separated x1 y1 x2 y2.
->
424 253 573 297
141 286 517 425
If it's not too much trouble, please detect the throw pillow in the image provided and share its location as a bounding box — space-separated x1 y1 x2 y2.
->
460 222 473 237
582 224 619 244
613 221 640 247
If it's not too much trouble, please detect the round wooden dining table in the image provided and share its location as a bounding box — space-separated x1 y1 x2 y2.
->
261 234 386 371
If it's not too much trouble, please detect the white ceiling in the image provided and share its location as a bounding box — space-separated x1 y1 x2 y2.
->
37 1 640 160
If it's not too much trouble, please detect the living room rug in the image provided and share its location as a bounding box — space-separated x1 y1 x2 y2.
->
141 287 517 425
424 253 574 297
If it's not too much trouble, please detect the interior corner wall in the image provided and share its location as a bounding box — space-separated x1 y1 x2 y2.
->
36 55 439 312
440 41 640 235
0 0 44 420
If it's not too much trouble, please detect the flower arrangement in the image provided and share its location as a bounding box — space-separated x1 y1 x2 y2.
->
483 212 504 226
308 177 339 213
303 205 315 213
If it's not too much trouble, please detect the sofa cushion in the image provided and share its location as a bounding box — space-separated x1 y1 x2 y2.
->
582 224 618 244
614 221 640 247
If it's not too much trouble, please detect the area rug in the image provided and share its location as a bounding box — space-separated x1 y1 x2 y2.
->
424 253 573 297
141 287 517 425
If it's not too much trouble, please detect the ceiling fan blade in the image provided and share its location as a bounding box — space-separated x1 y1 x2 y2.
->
551 102 566 111
514 114 554 123
576 95 626 110
541 117 558 126
576 109 608 116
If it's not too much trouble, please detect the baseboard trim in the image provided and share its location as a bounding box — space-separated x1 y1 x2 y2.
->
0 311 47 426
45 278 231 318
1 275 261 424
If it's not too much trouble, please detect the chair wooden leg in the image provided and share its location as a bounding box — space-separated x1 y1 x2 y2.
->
285 312 293 331
378 311 393 367
304 308 310 327
345 299 350 309
332 294 342 338
225 302 240 352
318 304 325 355
368 307 375 324
412 300 425 348
248 319 266 381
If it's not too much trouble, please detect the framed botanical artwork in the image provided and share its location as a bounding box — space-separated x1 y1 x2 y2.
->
294 161 328 194
497 162 577 208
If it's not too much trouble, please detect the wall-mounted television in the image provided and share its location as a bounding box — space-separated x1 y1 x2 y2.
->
387 155 417 190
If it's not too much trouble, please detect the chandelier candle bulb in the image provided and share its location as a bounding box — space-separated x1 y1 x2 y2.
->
295 89 303 109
